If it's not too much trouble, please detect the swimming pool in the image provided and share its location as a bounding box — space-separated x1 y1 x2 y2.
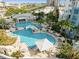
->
15 21 43 29
13 29 56 48
15 21 33 27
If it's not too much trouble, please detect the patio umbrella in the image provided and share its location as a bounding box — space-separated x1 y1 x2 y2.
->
35 38 53 51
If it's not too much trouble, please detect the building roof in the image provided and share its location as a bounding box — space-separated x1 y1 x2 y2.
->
12 13 34 19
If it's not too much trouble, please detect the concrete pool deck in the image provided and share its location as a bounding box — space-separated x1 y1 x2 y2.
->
0 29 59 58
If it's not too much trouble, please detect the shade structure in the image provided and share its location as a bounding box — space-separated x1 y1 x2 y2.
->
36 38 53 51
75 41 79 45
26 25 38 30
12 13 34 19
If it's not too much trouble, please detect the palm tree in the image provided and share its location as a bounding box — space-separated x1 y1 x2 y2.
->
44 49 54 57
46 8 59 27
46 12 55 28
11 50 24 59
58 20 73 30
53 8 59 19
37 19 45 24
13 18 17 23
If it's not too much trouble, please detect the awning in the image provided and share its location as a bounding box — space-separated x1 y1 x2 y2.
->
36 38 53 51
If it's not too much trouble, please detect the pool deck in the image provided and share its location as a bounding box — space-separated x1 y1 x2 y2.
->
2 21 60 58
0 28 59 58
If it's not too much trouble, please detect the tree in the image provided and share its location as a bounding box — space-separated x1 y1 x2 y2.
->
15 9 28 14
46 10 59 28
56 42 79 59
38 12 45 18
37 19 45 24
32 11 38 16
75 25 79 32
46 12 58 23
11 50 24 59
13 18 17 23
46 8 59 23
5 8 28 16
5 8 16 16
58 20 73 30
51 23 61 33
32 12 45 19
53 8 59 19
73 25 79 41
0 18 5 29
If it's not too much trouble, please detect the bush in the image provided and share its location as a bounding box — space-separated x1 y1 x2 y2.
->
11 50 24 59
51 24 61 33
56 42 79 59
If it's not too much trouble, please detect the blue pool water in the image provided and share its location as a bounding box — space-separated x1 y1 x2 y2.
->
13 29 56 48
15 21 43 29
15 22 33 27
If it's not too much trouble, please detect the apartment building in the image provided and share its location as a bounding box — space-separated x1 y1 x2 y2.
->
47 0 59 7
61 0 79 26
59 0 72 20
70 0 79 26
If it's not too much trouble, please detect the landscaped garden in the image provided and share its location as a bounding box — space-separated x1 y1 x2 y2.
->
0 30 16 45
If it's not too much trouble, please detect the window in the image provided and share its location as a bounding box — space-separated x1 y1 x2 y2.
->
74 8 79 14
70 9 72 13
68 15 71 19
72 21 76 25
72 15 77 21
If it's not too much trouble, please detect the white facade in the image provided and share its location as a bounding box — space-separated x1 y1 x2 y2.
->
70 7 79 26
70 0 79 26
60 0 72 20
47 0 59 7
12 13 36 22
58 6 65 21
60 0 79 26
34 6 54 14
47 0 54 6
5 2 21 8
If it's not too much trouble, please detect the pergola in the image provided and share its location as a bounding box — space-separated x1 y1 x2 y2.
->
12 13 36 22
